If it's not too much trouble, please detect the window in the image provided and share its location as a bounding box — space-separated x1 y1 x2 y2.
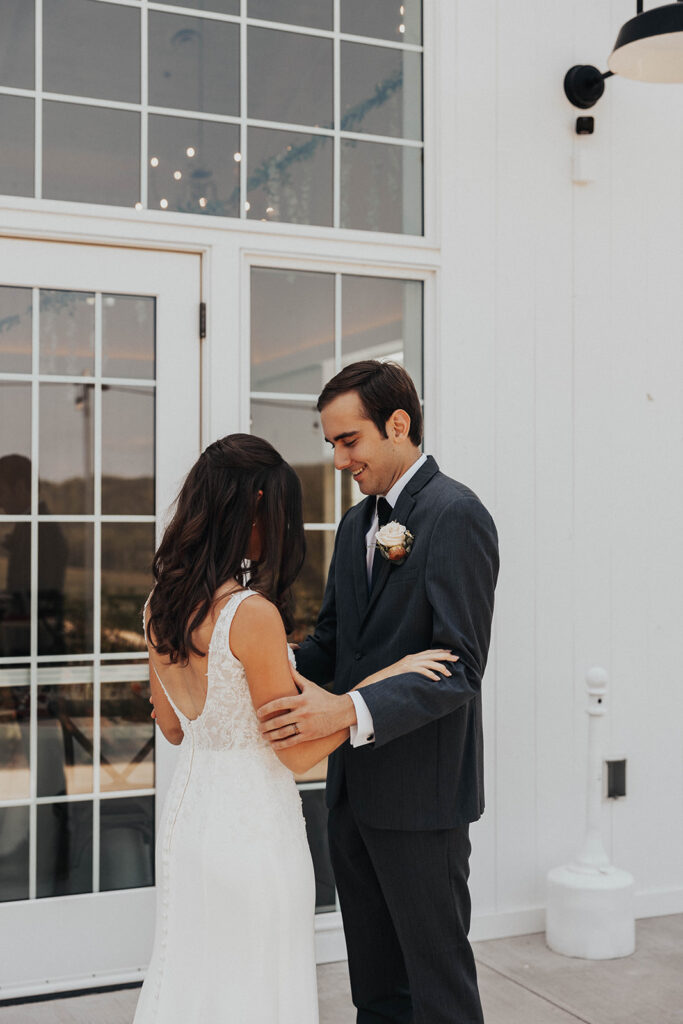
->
249 264 423 911
0 0 423 232
0 283 157 901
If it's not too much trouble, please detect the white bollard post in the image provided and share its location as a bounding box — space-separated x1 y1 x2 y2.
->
546 667 635 959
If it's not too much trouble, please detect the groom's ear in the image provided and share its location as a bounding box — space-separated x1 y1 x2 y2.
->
387 409 411 443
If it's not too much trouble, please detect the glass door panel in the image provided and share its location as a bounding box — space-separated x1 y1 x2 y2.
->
0 238 199 998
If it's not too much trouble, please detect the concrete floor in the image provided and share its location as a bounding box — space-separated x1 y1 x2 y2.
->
2 915 681 1023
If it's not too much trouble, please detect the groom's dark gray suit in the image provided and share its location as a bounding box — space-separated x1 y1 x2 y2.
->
296 456 499 1024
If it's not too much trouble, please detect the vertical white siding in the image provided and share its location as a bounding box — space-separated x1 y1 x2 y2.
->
439 0 683 935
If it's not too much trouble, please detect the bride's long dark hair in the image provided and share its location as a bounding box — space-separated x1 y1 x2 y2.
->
147 434 305 663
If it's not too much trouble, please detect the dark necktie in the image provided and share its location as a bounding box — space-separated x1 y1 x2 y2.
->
371 496 393 590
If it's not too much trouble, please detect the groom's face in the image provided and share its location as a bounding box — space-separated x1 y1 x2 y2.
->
321 391 403 497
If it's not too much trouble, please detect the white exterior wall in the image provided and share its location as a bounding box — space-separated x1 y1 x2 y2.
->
1 1 681 961
439 0 683 938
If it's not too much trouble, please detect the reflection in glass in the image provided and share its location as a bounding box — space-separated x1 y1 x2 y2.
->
37 800 92 898
43 101 140 207
0 678 30 801
341 44 422 140
38 523 93 656
0 806 30 902
102 295 156 380
37 680 93 797
160 0 238 13
340 139 422 235
43 0 140 104
341 0 422 45
39 383 94 514
101 676 154 793
290 529 333 644
102 387 155 516
0 287 32 374
39 290 95 377
248 28 333 128
101 524 155 653
100 796 155 891
247 128 332 227
300 789 335 910
0 0 34 89
0 448 32 658
148 115 240 217
0 382 31 465
251 269 334 394
0 522 30 657
248 0 332 30
0 94 34 198
342 276 423 394
250 400 333 525
149 13 240 116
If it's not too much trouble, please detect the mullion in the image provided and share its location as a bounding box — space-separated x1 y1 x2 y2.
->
92 292 103 894
28 285 40 900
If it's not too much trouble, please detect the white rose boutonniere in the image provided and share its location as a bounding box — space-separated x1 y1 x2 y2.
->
375 520 414 566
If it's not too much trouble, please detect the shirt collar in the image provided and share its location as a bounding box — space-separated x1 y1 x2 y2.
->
383 452 428 509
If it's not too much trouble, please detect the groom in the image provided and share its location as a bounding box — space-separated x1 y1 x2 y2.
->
259 361 498 1024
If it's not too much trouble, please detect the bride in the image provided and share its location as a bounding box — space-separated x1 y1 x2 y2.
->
133 434 453 1023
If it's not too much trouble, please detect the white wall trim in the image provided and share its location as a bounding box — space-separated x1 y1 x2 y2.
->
470 907 546 943
0 971 146 1005
314 911 348 964
633 887 683 921
3 895 681 1001
468 887 683 946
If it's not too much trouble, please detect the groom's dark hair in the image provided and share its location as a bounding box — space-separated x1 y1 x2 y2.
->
317 360 423 446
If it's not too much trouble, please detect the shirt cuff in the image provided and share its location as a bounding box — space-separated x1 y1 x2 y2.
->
347 690 375 747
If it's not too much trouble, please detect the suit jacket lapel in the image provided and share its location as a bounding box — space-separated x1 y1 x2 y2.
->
361 455 439 626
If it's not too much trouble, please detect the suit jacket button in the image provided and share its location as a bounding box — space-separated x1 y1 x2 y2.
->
354 651 362 660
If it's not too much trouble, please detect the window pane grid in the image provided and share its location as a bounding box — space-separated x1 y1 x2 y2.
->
0 0 422 231
0 284 157 903
249 264 423 913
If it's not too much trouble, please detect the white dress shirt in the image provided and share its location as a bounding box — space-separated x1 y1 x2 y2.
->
348 453 428 746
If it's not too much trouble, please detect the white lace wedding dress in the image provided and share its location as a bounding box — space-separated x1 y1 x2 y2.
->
133 589 319 1023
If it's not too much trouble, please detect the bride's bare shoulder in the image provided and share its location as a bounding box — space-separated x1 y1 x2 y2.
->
230 593 286 656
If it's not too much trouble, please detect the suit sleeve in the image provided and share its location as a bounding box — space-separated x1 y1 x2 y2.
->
294 509 350 687
359 496 499 747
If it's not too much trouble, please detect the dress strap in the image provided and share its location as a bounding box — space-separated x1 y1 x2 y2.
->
210 588 259 665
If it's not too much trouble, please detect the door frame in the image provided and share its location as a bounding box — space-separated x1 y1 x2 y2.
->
0 194 439 992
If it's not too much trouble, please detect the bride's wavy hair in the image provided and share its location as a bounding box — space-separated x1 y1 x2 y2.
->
147 434 305 663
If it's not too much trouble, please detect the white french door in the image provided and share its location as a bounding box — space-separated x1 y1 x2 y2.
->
0 238 200 998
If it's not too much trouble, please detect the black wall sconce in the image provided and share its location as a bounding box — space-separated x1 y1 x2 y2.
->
564 0 683 108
